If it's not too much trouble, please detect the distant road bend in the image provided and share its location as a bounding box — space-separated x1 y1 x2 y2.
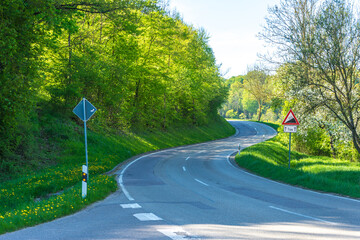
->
2 121 360 239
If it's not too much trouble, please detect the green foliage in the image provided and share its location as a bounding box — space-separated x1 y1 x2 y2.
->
0 0 228 172
222 70 280 122
242 90 258 118
225 109 237 119
224 75 244 86
292 126 332 157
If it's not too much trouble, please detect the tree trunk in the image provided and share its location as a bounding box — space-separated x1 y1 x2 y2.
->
329 132 336 158
351 130 360 160
257 102 262 122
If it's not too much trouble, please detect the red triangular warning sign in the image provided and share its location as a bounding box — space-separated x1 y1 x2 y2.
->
282 109 299 125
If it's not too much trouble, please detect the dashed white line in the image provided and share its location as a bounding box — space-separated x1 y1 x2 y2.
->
195 178 209 187
183 166 187 172
269 206 334 224
133 213 162 221
186 157 190 161
120 203 142 209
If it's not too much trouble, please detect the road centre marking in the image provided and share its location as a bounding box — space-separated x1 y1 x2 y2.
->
120 203 142 209
133 213 162 221
195 178 209 187
183 166 187 172
269 206 334 224
186 157 190 161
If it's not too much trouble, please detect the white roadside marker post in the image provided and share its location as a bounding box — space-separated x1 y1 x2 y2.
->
82 165 88 198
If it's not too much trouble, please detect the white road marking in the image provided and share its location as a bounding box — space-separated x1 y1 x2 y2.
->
133 213 162 221
183 166 187 172
186 157 190 161
157 227 199 240
119 149 171 201
120 203 142 209
226 151 239 169
269 206 334 224
195 178 209 186
198 150 206 153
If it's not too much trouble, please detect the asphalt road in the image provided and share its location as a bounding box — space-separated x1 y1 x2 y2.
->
2 121 360 239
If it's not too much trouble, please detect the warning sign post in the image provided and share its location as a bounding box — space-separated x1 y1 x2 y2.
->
282 109 299 169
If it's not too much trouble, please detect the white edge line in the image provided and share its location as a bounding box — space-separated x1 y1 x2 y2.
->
226 151 239 169
195 178 209 186
119 150 170 201
269 206 334 224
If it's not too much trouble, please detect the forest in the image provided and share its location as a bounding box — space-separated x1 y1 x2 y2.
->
221 0 360 162
0 0 228 171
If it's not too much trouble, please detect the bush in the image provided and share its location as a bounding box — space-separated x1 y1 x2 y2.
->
225 109 238 119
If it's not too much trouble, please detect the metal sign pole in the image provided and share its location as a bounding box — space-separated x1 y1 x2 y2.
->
73 97 97 198
288 132 291 169
83 98 89 181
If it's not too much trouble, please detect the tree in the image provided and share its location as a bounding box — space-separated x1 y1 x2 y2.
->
243 69 271 121
242 90 258 119
260 0 360 155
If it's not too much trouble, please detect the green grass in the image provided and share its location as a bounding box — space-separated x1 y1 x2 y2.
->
0 115 235 234
0 175 116 234
235 124 360 199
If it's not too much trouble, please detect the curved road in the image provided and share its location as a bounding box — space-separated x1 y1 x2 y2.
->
2 121 360 239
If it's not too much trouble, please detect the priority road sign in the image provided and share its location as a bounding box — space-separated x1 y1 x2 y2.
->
73 98 97 122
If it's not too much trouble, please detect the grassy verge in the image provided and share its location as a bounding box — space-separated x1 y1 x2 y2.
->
0 116 235 234
235 122 360 199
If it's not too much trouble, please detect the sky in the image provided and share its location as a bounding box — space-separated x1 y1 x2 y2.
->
168 0 281 78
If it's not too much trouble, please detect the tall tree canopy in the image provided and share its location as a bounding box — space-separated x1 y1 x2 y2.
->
259 0 360 154
243 69 271 121
0 0 227 160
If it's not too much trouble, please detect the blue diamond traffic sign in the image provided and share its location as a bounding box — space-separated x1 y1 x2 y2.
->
73 98 97 122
